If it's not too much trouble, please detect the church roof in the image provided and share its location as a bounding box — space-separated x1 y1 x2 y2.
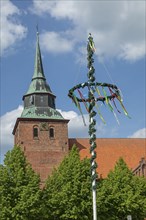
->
24 32 54 97
21 106 64 119
69 138 146 178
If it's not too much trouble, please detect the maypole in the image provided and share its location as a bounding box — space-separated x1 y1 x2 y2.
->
68 33 130 220
87 34 97 220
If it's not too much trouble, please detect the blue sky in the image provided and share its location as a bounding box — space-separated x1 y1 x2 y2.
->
0 0 146 162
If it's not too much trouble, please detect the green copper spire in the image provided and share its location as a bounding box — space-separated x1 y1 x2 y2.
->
25 31 52 95
32 31 45 80
20 31 64 120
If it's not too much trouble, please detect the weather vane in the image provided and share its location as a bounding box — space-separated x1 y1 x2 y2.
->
68 33 130 220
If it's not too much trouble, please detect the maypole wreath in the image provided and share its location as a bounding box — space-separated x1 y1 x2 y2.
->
68 33 130 220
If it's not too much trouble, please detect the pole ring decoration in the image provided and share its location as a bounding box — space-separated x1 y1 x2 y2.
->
68 82 120 103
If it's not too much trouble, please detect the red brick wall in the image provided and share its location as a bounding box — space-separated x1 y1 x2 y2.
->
14 119 69 183
15 120 69 151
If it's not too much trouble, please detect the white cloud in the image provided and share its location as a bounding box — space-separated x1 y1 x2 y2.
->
57 110 78 120
30 1 77 19
40 31 74 53
31 0 145 61
57 109 89 137
58 109 106 138
59 110 89 137
1 0 27 56
0 106 23 159
119 42 145 62
128 128 146 138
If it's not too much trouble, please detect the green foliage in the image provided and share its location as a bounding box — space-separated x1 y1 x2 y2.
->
1 146 146 220
96 158 146 220
0 146 42 220
42 145 92 220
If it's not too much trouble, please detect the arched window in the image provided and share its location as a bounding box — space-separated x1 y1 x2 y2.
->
49 127 54 138
33 126 38 139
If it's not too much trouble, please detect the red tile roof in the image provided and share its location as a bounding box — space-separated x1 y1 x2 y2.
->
69 138 146 178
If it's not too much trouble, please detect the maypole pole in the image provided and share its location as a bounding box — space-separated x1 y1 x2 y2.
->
87 33 97 220
68 33 130 220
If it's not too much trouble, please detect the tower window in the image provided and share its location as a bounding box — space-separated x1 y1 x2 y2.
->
49 127 54 138
40 96 43 103
29 95 34 105
33 126 38 138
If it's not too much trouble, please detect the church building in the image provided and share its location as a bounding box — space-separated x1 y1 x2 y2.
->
13 32 69 184
13 33 146 184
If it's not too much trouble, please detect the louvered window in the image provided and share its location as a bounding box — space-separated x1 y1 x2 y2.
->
49 127 54 138
33 126 38 138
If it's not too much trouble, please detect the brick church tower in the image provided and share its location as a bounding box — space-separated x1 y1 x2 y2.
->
13 32 69 184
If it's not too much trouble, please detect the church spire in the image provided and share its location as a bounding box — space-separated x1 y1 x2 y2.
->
32 31 45 80
25 31 52 96
20 30 64 120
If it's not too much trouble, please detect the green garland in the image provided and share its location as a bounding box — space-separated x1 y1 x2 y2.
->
87 34 98 190
68 80 130 123
69 82 120 103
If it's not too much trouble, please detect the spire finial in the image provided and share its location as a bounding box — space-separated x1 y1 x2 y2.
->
36 23 39 37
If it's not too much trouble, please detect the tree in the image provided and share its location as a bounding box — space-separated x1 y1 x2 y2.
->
0 146 43 220
42 145 92 220
96 158 146 220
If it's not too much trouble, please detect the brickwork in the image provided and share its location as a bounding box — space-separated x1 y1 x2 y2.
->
13 118 69 183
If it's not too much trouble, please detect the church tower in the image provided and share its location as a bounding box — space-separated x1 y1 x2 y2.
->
13 32 69 184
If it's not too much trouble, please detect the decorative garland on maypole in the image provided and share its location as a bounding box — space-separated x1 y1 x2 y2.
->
68 33 130 220
87 34 98 220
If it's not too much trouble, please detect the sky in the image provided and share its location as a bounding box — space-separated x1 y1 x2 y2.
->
0 0 146 163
